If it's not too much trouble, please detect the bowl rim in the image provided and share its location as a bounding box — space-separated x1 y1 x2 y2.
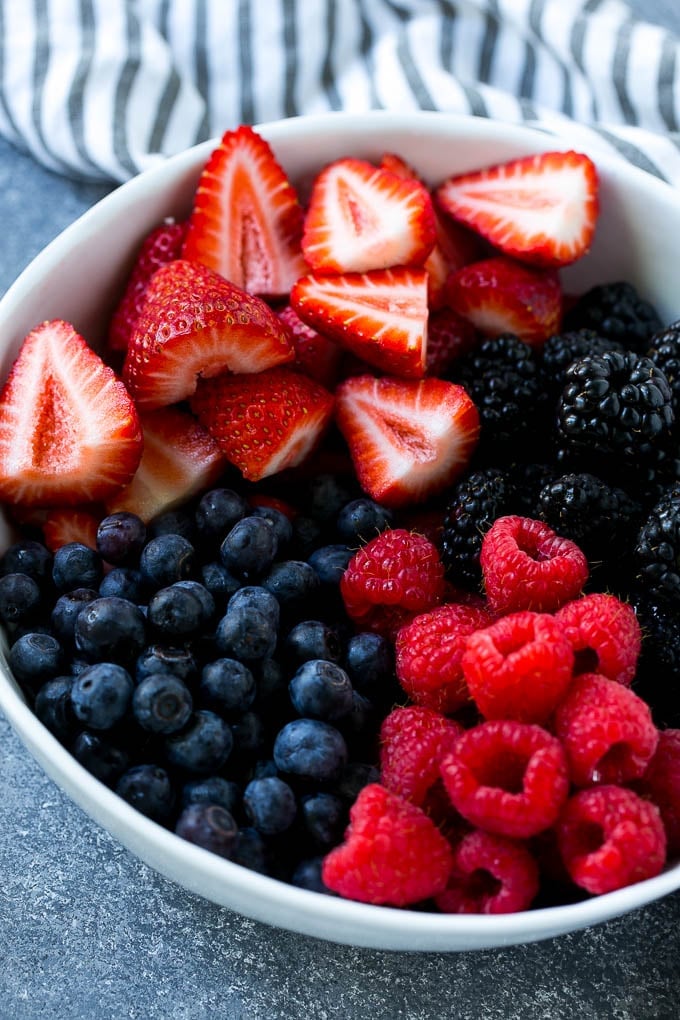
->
1 109 678 951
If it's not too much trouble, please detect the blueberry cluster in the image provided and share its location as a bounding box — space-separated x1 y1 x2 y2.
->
0 482 400 891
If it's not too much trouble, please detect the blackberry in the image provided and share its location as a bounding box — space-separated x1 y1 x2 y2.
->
449 334 549 458
541 329 623 397
563 281 662 352
440 468 514 588
506 462 558 517
646 321 680 416
634 489 680 604
630 593 680 728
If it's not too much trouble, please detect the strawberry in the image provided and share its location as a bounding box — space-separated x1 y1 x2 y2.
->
445 256 562 347
106 406 226 523
190 367 335 483
123 259 294 410
291 267 428 378
277 304 341 388
335 375 480 508
301 157 436 273
0 320 142 507
425 306 478 376
181 125 306 297
435 149 599 268
108 219 187 353
42 508 101 552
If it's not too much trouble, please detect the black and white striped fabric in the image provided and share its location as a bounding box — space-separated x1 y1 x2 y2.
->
0 0 679 185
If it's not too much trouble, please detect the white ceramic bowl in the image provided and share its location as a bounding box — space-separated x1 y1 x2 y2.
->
1 111 679 952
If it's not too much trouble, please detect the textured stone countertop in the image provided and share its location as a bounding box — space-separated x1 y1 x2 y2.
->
1 3 680 1017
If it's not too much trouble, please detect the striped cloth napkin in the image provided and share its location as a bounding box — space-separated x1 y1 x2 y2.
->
0 0 678 185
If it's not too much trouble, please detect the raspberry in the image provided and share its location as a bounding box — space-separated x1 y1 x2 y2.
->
379 705 462 808
555 785 667 895
480 516 588 615
435 829 539 914
554 673 658 787
395 602 493 713
340 528 445 637
636 728 680 854
461 611 574 724
440 720 569 839
321 784 453 906
554 593 641 686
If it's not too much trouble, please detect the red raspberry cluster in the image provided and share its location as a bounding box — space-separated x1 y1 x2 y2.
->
322 518 677 912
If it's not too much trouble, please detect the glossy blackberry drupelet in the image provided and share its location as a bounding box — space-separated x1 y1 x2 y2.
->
635 489 680 604
174 803 239 857
646 321 680 416
440 467 514 589
541 329 624 397
563 281 663 352
537 472 642 563
629 592 680 728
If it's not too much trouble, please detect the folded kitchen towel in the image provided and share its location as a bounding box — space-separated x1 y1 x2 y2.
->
0 0 678 184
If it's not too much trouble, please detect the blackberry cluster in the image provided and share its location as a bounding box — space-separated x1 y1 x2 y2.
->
440 468 514 589
629 593 680 729
634 488 680 604
541 329 623 397
563 281 663 352
646 321 680 417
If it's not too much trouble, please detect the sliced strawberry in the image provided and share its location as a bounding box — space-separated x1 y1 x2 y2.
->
42 507 101 552
291 267 428 378
0 320 142 507
302 158 435 273
181 125 306 297
108 219 187 353
123 259 294 410
425 306 478 377
445 256 562 347
190 368 335 483
277 304 341 388
335 375 480 508
106 406 226 524
435 150 599 268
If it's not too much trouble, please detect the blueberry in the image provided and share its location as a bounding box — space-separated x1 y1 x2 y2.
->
53 590 106 650
251 505 293 549
71 662 134 730
195 488 250 546
253 658 287 712
8 631 63 687
307 544 353 587
273 718 348 782
132 672 193 734
344 632 394 694
96 512 146 565
230 711 267 758
250 759 279 780
304 474 356 523
227 585 280 628
175 803 239 857
336 498 393 544
147 509 197 544
52 543 103 592
0 573 42 626
243 776 297 835
148 584 206 639
231 826 270 874
99 567 145 602
173 580 215 627
33 676 77 742
300 792 347 847
116 764 175 823
290 515 323 559
331 762 380 802
165 709 233 775
200 561 242 607
261 560 320 612
71 730 129 785
215 606 277 662
284 620 343 666
74 596 146 664
140 534 196 588
0 540 52 586
337 691 376 751
135 644 198 686
200 658 256 715
291 857 333 894
220 516 278 580
181 776 241 815
289 659 354 721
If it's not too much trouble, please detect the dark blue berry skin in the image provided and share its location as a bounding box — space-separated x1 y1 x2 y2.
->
135 645 198 686
165 709 233 775
291 857 333 894
139 534 196 588
336 498 394 544
330 762 380 802
148 584 206 640
8 631 63 688
74 596 146 665
147 509 197 544
71 730 129 785
116 764 175 823
50 588 103 647
300 792 347 847
33 676 77 742
96 512 146 566
230 711 267 758
181 776 241 815
344 632 394 695
243 776 297 835
231 826 270 875
173 580 215 627
261 560 320 612
289 659 354 721
132 672 193 734
273 718 348 782
99 567 145 602
337 691 376 755
0 573 42 626
250 759 279 780
0 540 52 587
307 545 353 587
71 662 134 730
200 658 256 715
220 516 278 580
253 658 287 713
195 488 250 547
175 803 238 858
305 474 356 524
227 586 280 628
251 506 293 550
52 543 103 592
284 620 343 666
290 515 323 559
200 561 242 608
215 606 278 662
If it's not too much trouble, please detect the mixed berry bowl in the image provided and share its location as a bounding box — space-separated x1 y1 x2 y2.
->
1 111 680 952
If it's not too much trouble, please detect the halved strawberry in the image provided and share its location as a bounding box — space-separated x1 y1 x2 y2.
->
291 267 428 378
435 150 598 268
302 158 436 273
108 219 187 353
277 304 342 389
335 375 480 508
123 259 294 410
42 507 101 552
445 256 562 347
0 320 142 507
181 125 306 297
106 406 226 523
190 368 335 483
425 306 478 376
